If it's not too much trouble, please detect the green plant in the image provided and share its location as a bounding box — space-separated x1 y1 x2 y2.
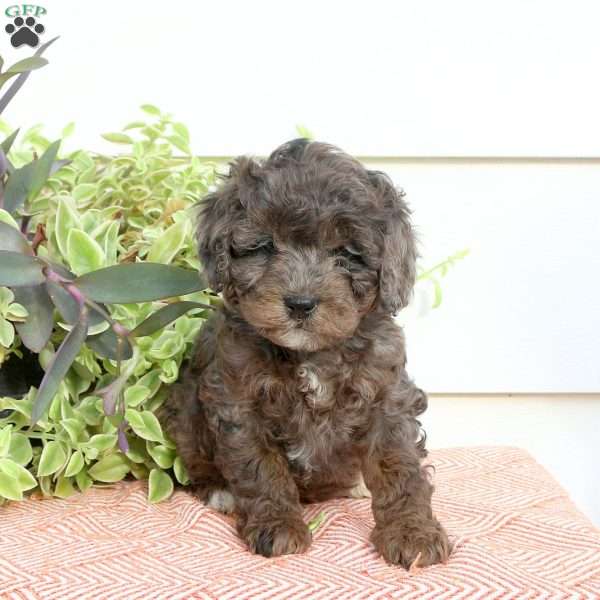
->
0 41 219 504
417 249 470 309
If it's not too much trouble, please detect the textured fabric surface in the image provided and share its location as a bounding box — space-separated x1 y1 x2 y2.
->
1 446 599 599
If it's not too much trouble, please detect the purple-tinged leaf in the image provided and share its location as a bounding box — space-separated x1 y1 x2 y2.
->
0 222 32 254
46 280 107 327
86 326 133 361
31 309 88 424
49 158 71 176
3 160 35 215
0 129 19 155
13 284 54 352
0 250 44 286
130 301 212 338
27 140 61 201
0 148 8 178
117 422 129 453
74 263 207 303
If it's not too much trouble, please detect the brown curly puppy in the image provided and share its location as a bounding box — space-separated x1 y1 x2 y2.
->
163 139 450 568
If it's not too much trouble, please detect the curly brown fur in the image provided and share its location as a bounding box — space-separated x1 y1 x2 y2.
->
163 139 450 566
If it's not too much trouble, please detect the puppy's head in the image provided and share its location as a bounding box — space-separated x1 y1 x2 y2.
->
198 139 416 351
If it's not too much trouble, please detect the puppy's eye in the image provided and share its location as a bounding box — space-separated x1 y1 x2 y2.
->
231 239 275 259
334 245 366 266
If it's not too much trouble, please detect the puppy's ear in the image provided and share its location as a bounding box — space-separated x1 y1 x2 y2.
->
368 170 417 314
196 157 263 292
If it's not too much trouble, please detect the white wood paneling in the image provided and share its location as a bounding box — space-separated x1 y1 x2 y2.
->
365 158 600 393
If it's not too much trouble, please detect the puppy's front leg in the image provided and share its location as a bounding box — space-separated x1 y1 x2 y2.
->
362 387 450 568
215 419 311 557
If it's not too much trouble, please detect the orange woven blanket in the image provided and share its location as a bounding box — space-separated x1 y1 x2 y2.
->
1 447 599 599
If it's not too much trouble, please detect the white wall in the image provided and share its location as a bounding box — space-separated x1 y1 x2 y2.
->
3 0 600 157
1 1 598 521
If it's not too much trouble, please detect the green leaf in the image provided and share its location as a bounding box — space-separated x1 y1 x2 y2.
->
0 286 14 312
147 220 188 264
0 221 31 254
146 443 175 469
0 472 22 500
65 450 84 477
295 125 314 140
173 456 190 485
432 279 442 309
83 433 117 453
8 433 32 466
123 121 146 130
67 229 105 275
75 469 93 492
0 425 12 457
75 263 207 303
125 436 147 464
37 441 67 477
72 183 97 204
0 317 14 347
131 301 211 338
101 132 133 144
5 302 27 320
13 285 54 352
158 359 178 383
102 221 120 266
61 122 75 138
31 311 89 424
125 409 165 443
124 385 150 408
0 57 48 88
308 511 326 532
88 453 129 483
148 469 173 503
172 122 190 143
140 104 161 116
0 251 44 287
60 418 84 443
54 476 76 498
0 458 37 491
149 330 184 361
54 197 82 259
5 56 48 74
0 209 20 230
167 135 190 155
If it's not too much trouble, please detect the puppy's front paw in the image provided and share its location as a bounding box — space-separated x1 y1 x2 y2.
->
371 518 450 569
245 517 312 557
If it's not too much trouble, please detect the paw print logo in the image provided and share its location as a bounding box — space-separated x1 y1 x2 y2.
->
5 16 45 48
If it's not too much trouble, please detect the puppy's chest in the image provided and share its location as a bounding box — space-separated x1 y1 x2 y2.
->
260 357 379 470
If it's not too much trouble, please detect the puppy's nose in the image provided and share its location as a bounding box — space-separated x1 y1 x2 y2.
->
284 295 319 319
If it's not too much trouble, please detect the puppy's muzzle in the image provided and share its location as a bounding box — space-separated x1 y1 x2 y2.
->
284 295 319 320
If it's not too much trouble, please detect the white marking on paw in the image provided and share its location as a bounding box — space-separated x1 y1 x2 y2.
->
348 473 371 498
206 489 235 513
